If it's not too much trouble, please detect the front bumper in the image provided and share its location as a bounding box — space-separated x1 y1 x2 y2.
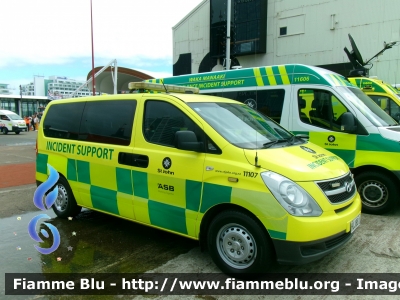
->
272 230 352 265
12 125 27 132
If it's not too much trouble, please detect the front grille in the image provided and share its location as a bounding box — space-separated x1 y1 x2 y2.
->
316 173 356 204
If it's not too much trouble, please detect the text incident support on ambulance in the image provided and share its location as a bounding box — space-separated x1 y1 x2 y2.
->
46 141 114 160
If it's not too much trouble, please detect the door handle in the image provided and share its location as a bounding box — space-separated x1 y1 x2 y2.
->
118 152 149 168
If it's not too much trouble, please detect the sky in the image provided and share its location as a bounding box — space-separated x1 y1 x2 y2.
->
0 0 204 92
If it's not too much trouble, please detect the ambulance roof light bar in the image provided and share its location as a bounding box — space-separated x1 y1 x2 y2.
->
128 82 199 94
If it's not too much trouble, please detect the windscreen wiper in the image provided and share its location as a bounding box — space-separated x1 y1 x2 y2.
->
285 135 306 145
263 139 287 149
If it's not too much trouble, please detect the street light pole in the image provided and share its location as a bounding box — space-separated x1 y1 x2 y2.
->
19 85 22 115
226 0 231 70
90 0 96 96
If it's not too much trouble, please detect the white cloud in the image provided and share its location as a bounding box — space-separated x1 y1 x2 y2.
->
0 0 204 67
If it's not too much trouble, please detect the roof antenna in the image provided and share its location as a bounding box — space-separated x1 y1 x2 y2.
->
161 79 168 93
255 149 260 167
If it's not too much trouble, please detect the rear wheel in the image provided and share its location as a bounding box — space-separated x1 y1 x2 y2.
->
52 176 82 218
207 210 275 276
2 128 8 135
355 171 398 214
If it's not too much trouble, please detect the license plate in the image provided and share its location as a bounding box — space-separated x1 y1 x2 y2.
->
351 214 361 233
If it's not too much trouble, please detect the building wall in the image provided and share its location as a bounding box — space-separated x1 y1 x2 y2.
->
173 1 212 72
20 76 91 98
34 76 45 96
173 0 400 83
0 83 12 95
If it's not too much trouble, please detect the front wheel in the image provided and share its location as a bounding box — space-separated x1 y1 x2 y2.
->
355 171 398 214
207 210 275 276
15 131 20 135
52 176 82 218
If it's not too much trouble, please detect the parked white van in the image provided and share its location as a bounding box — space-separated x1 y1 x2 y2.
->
0 110 27 134
149 64 400 215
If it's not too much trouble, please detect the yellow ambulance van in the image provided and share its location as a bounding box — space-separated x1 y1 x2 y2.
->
348 77 400 122
148 64 400 215
36 82 360 275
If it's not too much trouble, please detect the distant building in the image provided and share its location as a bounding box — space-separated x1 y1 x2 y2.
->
20 75 92 99
0 83 13 95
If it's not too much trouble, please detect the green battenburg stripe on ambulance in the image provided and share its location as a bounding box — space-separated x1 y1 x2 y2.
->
90 185 119 215
132 170 148 198
67 158 77 181
185 180 202 211
116 167 133 195
326 149 355 168
272 66 283 85
148 200 188 234
36 153 48 174
147 64 344 89
356 134 400 152
268 229 287 240
200 183 232 213
77 160 90 184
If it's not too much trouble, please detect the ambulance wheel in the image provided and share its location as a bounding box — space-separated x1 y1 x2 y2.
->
207 210 274 276
2 128 8 134
15 131 20 134
355 171 397 215
52 176 82 218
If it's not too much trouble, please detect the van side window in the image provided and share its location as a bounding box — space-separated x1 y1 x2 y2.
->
0 115 10 121
256 90 285 123
43 102 85 140
298 89 349 131
369 95 400 121
206 89 285 123
144 100 209 150
79 100 136 146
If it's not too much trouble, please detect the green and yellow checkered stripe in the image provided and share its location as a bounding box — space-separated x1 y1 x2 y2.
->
36 154 289 240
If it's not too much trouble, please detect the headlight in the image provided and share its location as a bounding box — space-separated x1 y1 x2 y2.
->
261 171 322 217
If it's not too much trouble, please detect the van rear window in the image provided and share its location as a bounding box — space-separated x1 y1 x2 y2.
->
43 102 85 140
43 100 136 146
79 100 136 146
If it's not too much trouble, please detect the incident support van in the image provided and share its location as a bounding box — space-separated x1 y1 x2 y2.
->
0 109 27 134
147 64 400 215
36 82 361 275
348 77 400 122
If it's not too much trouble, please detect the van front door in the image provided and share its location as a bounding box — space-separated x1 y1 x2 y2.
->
292 87 357 167
133 98 206 238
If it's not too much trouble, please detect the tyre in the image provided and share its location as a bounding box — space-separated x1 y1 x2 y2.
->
2 127 8 135
207 210 275 276
15 131 20 135
355 171 398 214
52 176 82 218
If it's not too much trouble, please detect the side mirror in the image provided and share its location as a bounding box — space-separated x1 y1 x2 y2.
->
341 112 357 133
174 131 203 152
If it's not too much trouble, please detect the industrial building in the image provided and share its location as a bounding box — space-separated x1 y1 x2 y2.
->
172 0 400 84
